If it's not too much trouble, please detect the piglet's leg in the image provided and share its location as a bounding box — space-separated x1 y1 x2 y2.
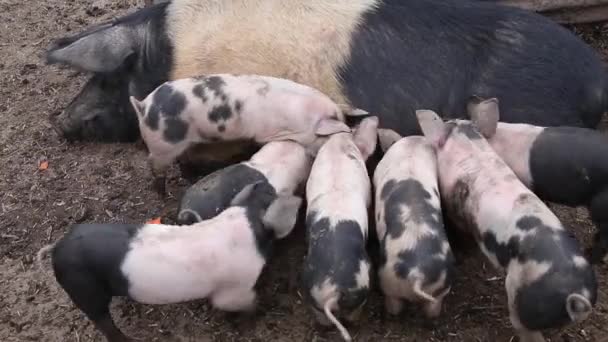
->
211 287 257 312
95 316 132 342
589 189 608 263
517 330 546 342
384 296 404 315
148 147 188 196
423 287 451 319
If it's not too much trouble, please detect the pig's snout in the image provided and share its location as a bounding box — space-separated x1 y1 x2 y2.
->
566 293 593 323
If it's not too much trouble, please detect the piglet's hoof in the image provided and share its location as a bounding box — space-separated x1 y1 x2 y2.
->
152 177 167 196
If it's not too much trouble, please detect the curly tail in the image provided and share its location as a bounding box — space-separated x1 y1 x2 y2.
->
177 208 204 224
413 278 437 303
36 243 57 288
324 297 352 342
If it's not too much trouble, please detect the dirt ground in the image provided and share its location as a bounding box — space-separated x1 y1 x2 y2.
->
1 1 608 341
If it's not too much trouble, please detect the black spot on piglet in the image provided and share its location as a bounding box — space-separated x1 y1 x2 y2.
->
516 216 542 231
208 104 233 123
192 84 208 103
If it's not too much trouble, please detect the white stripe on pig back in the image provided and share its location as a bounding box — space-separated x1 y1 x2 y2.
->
120 207 265 304
306 133 372 236
373 136 439 241
243 141 312 195
166 0 381 103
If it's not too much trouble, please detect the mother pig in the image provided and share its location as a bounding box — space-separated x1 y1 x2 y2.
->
46 0 607 169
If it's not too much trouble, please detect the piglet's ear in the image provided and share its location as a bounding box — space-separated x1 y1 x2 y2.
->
314 119 351 136
130 96 145 118
377 128 402 153
353 116 379 160
467 96 500 139
416 110 448 148
338 104 370 117
263 195 303 239
230 182 263 206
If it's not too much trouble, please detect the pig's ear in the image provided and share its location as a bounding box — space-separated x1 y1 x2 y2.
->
338 104 370 117
130 96 145 118
314 119 351 136
353 116 379 160
230 182 263 206
263 195 303 239
416 110 448 148
46 24 138 73
467 96 500 138
378 128 402 152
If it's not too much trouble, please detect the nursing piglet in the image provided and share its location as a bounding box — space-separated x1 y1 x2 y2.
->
37 181 302 342
129 73 368 194
416 110 597 342
373 129 455 318
467 96 608 263
302 116 379 342
178 140 312 224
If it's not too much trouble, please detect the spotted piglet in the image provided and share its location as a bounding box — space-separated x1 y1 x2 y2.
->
129 73 368 194
37 181 302 342
373 129 455 319
416 110 597 342
302 116 378 342
466 96 608 263
178 140 312 224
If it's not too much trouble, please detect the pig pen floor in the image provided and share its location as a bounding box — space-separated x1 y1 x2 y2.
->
1 1 608 341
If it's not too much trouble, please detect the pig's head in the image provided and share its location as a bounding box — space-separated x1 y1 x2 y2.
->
377 128 403 152
415 101 499 151
505 224 597 334
45 3 172 142
231 182 303 239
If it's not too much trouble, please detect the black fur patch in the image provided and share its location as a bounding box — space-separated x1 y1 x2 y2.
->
234 100 243 114
339 0 606 137
482 232 519 268
204 76 227 96
51 223 144 321
208 104 233 123
302 211 370 312
192 84 208 103
178 163 267 224
163 117 188 143
379 178 454 287
529 127 608 207
147 84 187 130
380 179 443 239
232 181 278 259
516 216 542 231
393 236 452 285
514 226 597 330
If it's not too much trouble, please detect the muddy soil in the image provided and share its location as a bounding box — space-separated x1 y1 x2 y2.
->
0 1 607 341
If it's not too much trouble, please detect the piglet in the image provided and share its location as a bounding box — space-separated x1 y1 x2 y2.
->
129 73 368 194
178 140 312 224
37 181 302 342
301 116 378 342
373 129 455 318
416 109 597 342
467 96 608 263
